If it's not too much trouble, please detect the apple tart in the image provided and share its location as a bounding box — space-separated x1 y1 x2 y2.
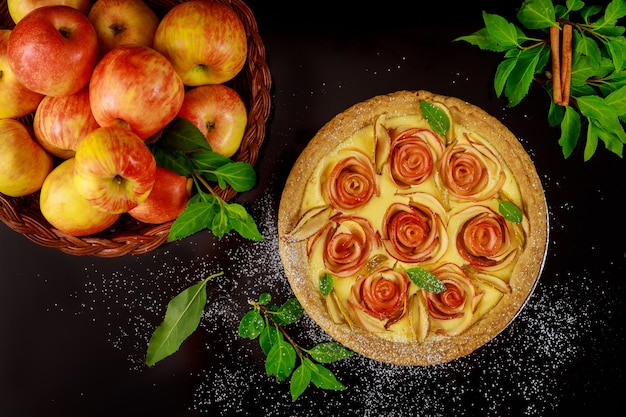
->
278 90 548 366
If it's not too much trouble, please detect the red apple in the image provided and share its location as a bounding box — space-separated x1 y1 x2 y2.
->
89 44 185 140
40 158 122 237
88 0 160 57
33 85 101 159
73 126 157 214
0 119 54 197
0 29 44 119
127 166 193 224
7 0 92 24
177 84 248 157
153 0 248 86
7 5 99 97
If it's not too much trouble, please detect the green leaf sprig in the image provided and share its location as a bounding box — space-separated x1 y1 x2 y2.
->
455 0 626 160
238 292 353 401
148 117 263 241
146 271 224 366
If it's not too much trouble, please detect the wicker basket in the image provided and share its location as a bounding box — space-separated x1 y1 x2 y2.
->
0 0 272 257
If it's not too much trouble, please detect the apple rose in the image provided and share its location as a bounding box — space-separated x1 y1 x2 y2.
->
454 205 522 272
324 149 379 211
307 214 380 277
348 267 410 332
437 134 506 201
424 263 479 336
381 197 448 265
388 127 444 188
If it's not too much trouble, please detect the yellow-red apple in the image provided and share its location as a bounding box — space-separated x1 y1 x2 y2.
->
153 0 248 86
8 0 92 24
0 118 53 197
40 158 122 237
7 5 98 97
127 166 193 224
177 84 248 157
88 0 160 57
89 44 185 139
73 126 157 214
33 85 101 159
0 30 44 119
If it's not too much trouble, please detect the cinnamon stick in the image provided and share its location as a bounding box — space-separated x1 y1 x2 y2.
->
560 24 573 106
550 25 562 104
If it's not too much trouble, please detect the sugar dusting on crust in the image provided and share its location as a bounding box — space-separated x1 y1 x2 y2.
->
54 189 609 415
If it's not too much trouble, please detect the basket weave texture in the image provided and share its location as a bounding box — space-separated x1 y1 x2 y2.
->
0 0 272 257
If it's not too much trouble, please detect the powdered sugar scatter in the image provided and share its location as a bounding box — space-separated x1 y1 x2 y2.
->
64 189 612 416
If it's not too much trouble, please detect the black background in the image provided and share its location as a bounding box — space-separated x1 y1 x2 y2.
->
1 1 625 416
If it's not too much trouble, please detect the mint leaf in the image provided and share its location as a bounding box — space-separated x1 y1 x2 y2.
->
420 101 450 137
406 267 446 293
146 272 223 366
308 342 354 363
494 56 519 97
455 28 512 52
559 106 582 158
483 11 522 48
238 308 266 339
272 298 304 326
305 359 346 391
505 44 548 106
160 117 212 152
190 151 232 172
517 0 556 29
224 203 263 241
239 293 351 400
290 364 312 402
498 200 523 223
266 340 297 383
168 199 217 241
319 273 334 296
259 324 282 355
213 161 257 192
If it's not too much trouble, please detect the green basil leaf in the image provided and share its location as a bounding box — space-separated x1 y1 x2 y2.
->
498 200 523 223
405 267 446 293
516 0 555 29
290 364 311 402
420 101 450 137
146 273 221 366
238 308 265 339
319 273 334 296
308 342 354 363
266 340 297 383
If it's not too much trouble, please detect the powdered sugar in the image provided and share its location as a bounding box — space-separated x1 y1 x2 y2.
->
56 186 612 416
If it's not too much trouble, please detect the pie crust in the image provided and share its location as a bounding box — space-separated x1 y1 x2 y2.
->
278 90 548 366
